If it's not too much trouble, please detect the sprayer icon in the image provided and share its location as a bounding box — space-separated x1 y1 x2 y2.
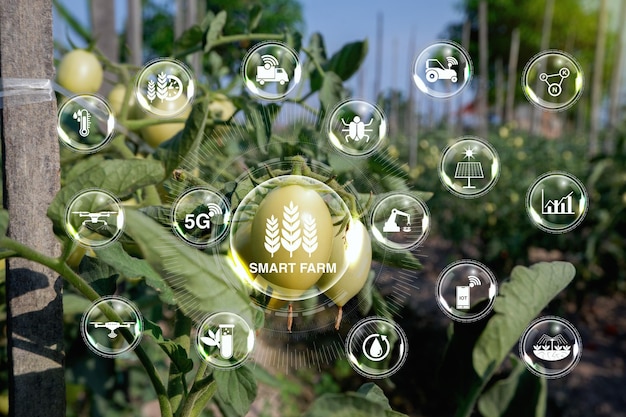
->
200 324 234 359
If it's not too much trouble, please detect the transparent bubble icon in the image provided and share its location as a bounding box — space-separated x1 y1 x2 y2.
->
135 58 195 117
436 260 498 323
345 317 409 379
171 187 231 248
58 94 115 153
526 171 588 233
65 189 125 249
519 316 582 379
439 136 500 198
241 41 302 101
370 192 430 251
195 312 255 370
327 100 387 157
413 41 473 99
522 50 584 111
81 296 143 358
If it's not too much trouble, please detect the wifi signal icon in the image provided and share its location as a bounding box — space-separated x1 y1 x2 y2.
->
261 54 279 68
446 56 459 67
468 275 482 288
206 203 223 218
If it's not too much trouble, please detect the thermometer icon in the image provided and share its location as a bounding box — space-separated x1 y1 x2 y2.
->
73 109 91 137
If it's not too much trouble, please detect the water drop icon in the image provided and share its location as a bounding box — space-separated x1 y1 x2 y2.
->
362 333 390 362
369 337 383 358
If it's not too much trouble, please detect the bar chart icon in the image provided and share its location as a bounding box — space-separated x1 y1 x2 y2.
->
541 189 574 215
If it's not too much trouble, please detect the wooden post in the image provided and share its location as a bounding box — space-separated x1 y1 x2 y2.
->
589 0 608 156
478 0 489 138
606 0 626 151
505 28 520 124
530 0 554 136
127 0 144 66
0 1 64 417
91 0 118 95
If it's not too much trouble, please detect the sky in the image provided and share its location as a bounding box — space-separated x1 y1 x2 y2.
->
53 0 463 101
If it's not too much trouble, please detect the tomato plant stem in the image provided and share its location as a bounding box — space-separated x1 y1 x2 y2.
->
0 236 174 417
174 33 286 59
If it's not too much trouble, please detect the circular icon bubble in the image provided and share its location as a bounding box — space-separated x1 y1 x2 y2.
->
195 312 255 369
526 171 588 233
519 316 582 378
413 41 473 99
135 58 195 117
439 136 500 198
172 187 231 248
241 41 302 101
370 193 430 251
57 94 115 153
327 100 387 157
81 296 143 358
65 189 125 248
522 50 584 111
345 317 408 379
436 260 498 322
229 175 351 302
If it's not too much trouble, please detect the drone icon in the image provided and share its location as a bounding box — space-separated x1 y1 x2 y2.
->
72 211 117 228
91 321 135 338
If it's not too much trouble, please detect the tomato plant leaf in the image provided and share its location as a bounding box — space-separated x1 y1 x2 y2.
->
47 159 165 235
355 383 391 410
214 366 257 417
122 209 255 323
155 100 212 175
94 242 175 304
62 293 93 316
78 255 118 296
143 319 194 373
203 10 227 53
244 102 279 153
477 355 547 417
0 209 8 237
248 5 263 32
174 24 203 51
319 71 344 115
324 40 368 81
303 388 409 417
473 261 575 378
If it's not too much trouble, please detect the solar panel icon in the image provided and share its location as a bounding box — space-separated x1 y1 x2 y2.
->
454 146 484 188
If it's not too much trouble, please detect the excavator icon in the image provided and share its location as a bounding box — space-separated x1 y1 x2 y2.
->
383 208 412 233
91 321 135 338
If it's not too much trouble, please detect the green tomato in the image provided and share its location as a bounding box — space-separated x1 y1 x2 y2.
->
107 84 136 116
140 96 191 148
320 219 372 328
57 49 103 94
239 184 336 298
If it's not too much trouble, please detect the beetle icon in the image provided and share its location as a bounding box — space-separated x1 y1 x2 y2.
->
341 116 374 142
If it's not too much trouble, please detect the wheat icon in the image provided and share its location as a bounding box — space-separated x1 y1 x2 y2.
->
146 80 156 103
156 72 169 101
302 213 318 257
281 201 301 257
264 215 280 257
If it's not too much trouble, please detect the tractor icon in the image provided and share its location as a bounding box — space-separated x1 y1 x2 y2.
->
425 57 459 83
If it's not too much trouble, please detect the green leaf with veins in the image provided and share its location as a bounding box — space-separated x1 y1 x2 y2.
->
78 255 118 296
0 209 8 237
473 261 575 378
155 99 212 175
94 242 175 304
214 367 258 417
143 319 194 373
122 209 255 323
324 40 368 81
478 355 547 417
47 159 165 236
303 383 409 417
203 10 227 52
